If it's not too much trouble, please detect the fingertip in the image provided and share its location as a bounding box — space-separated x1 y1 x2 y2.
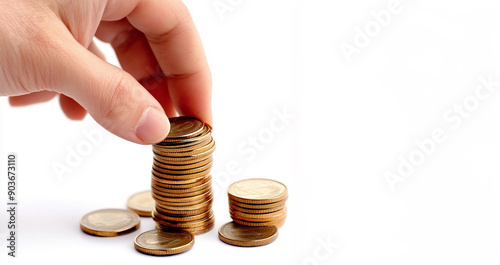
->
134 106 170 144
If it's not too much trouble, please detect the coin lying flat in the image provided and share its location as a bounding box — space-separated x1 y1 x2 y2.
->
127 191 155 217
228 178 287 204
134 229 194 256
218 222 278 247
80 209 140 237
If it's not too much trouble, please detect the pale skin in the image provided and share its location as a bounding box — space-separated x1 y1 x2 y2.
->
0 0 212 144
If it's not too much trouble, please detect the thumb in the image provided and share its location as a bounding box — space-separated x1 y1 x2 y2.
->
49 37 169 144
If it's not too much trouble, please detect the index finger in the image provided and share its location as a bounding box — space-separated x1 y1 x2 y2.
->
103 0 212 125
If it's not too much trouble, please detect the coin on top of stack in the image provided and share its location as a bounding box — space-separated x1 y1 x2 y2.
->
227 178 288 228
151 117 215 235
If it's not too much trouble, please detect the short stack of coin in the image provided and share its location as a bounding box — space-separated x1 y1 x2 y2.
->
227 178 288 228
151 117 215 235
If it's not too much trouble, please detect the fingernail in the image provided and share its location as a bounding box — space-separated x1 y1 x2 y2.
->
135 107 169 144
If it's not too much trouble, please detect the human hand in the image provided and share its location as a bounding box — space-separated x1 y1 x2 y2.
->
1 0 211 144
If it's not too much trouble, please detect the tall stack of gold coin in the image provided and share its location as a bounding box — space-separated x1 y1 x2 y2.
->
151 117 215 235
227 178 288 228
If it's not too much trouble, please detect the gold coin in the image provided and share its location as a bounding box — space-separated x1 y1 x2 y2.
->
229 203 285 214
158 132 210 145
152 184 211 198
127 190 155 217
152 160 213 175
153 158 213 173
232 213 287 228
155 196 213 212
185 220 215 235
229 197 287 209
154 196 208 207
218 222 278 247
153 148 215 163
80 209 140 237
151 174 205 186
152 178 211 194
165 116 204 139
230 207 287 222
157 215 214 232
152 167 212 180
152 170 208 182
153 156 213 170
153 153 213 165
153 189 213 202
156 218 214 236
153 208 212 222
228 178 287 204
158 140 215 158
153 186 211 200
134 229 194 256
152 175 210 189
153 210 214 228
154 137 212 152
154 138 215 157
150 117 215 236
157 124 212 144
155 203 212 216
153 142 215 159
274 216 286 228
154 196 212 208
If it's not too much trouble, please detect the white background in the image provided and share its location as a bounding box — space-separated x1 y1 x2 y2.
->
2 0 500 264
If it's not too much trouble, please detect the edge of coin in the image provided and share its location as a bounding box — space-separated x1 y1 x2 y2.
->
134 229 195 256
80 209 141 237
127 190 154 217
227 178 288 204
218 222 278 247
